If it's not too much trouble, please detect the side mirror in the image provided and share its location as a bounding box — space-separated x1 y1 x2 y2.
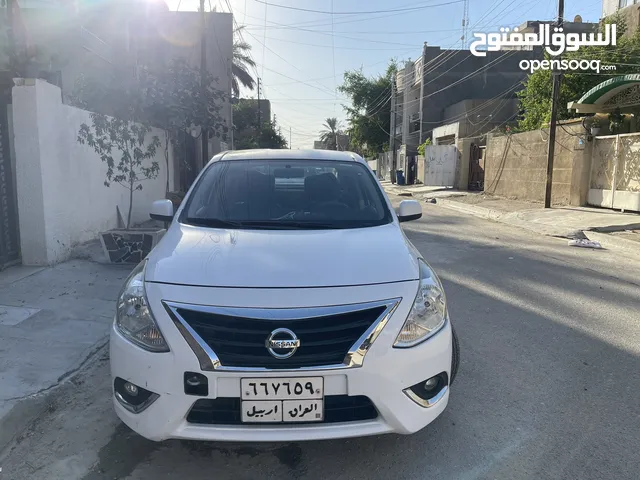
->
397 199 422 222
150 199 174 222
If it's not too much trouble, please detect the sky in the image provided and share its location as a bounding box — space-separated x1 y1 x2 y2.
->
165 0 604 149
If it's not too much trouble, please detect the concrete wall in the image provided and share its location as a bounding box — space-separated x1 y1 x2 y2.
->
12 79 175 266
484 122 592 205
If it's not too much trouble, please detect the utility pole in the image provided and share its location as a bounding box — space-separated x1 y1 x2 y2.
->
6 0 16 76
418 42 427 146
389 75 397 184
256 78 261 148
545 0 564 208
257 78 261 129
200 0 209 167
289 127 292 149
229 59 234 150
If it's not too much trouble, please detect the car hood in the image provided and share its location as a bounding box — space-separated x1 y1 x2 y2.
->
145 222 420 288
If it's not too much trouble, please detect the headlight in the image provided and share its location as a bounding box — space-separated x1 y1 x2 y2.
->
115 261 169 352
394 259 447 348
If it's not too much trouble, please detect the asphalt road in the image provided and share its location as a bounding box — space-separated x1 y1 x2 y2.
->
2 197 640 480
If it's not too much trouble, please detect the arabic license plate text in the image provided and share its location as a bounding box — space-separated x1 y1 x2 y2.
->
241 400 282 422
283 399 324 422
241 377 323 400
241 399 324 423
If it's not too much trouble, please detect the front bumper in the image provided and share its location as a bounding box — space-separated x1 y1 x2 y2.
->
110 280 453 442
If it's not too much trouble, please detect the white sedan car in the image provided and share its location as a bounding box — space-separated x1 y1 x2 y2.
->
110 149 459 442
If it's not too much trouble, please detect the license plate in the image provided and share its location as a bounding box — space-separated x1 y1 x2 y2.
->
241 377 324 423
241 377 323 400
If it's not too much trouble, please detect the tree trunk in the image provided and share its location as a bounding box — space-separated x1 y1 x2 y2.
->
127 183 134 230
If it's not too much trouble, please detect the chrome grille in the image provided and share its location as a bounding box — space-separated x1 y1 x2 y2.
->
164 299 400 371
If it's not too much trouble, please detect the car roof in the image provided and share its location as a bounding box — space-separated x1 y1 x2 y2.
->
212 149 365 164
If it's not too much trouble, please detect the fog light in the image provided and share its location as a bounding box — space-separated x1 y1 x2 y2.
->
424 378 439 391
124 382 138 396
114 378 159 413
404 372 449 408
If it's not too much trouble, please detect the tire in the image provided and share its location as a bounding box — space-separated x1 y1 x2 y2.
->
450 323 460 385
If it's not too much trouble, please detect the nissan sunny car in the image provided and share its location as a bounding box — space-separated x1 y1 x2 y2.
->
110 149 460 442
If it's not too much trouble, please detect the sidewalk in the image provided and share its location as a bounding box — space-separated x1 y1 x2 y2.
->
380 181 471 200
0 258 131 454
383 183 640 251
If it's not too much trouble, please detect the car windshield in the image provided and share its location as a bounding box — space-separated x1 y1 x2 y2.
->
181 159 392 229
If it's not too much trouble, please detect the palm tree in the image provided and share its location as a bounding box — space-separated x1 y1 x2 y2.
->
232 26 256 98
319 117 342 150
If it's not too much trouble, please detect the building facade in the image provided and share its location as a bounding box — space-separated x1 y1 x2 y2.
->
1 1 233 157
392 43 538 153
603 0 640 34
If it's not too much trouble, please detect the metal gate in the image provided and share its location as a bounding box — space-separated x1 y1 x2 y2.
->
0 90 21 270
423 145 457 186
468 143 485 191
589 134 640 212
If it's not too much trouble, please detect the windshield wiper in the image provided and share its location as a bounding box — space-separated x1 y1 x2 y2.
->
184 218 244 228
238 221 340 229
185 218 342 230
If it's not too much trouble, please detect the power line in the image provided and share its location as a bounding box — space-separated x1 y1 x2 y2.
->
242 29 338 97
238 1 464 30
251 35 420 51
252 0 465 15
260 64 351 99
243 24 477 35
331 0 337 113
266 51 417 86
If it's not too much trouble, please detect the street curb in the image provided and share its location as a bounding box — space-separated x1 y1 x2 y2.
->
0 338 109 460
585 231 640 255
435 198 504 222
434 199 639 253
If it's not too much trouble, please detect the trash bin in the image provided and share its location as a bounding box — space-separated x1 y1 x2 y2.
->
396 170 405 185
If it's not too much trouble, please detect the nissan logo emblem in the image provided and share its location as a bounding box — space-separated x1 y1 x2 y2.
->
266 328 300 359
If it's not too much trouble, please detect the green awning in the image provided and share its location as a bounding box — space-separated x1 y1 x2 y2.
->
568 74 640 113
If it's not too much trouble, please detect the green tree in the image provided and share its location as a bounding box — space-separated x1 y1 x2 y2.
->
339 61 397 156
417 137 432 156
319 117 342 150
233 100 288 149
517 13 639 131
77 115 161 229
232 26 257 98
71 58 228 193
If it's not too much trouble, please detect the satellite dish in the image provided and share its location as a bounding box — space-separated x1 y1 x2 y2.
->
574 15 583 23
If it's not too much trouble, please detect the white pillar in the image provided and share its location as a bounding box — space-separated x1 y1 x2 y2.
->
12 79 70 265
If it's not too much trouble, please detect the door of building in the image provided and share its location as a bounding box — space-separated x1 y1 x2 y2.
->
589 134 640 212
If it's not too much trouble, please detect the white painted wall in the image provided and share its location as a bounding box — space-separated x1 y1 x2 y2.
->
12 79 175 266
